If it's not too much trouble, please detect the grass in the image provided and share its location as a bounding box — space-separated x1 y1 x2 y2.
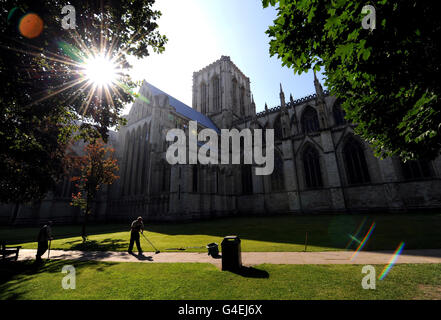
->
1 260 440 300
1 213 441 252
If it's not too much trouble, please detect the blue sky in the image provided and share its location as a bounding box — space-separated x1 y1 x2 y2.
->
127 0 326 114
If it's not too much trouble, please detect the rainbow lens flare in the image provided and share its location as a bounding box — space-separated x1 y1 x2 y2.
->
379 242 405 280
345 217 367 249
350 222 376 261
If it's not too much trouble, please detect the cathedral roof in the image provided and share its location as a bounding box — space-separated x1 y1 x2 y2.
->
144 81 220 133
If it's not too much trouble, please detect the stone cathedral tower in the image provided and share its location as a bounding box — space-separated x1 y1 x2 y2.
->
192 56 255 128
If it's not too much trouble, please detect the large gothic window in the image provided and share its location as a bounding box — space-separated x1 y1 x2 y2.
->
192 165 198 192
401 160 433 180
252 122 267 146
303 146 323 188
242 165 253 194
140 125 150 194
271 153 285 191
273 115 283 140
232 78 238 108
212 76 220 112
240 86 245 116
290 114 298 135
301 106 320 133
343 138 371 185
333 101 346 126
215 168 220 193
200 83 207 114
161 163 171 192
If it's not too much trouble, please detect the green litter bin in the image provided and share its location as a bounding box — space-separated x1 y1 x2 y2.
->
221 235 242 271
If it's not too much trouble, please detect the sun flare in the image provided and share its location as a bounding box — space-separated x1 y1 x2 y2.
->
82 54 119 87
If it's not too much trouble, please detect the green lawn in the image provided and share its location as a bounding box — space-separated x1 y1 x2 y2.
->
1 213 441 252
1 260 440 300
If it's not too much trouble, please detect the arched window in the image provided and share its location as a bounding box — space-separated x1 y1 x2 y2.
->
192 165 198 192
215 167 220 193
251 122 266 146
343 137 371 185
290 113 298 134
273 115 283 140
262 125 267 145
401 160 433 180
200 83 207 114
128 130 138 195
271 153 285 191
301 106 320 133
240 86 245 116
242 165 253 194
232 78 238 108
140 124 150 193
303 146 323 188
333 101 346 126
212 76 220 112
122 131 132 196
161 163 171 192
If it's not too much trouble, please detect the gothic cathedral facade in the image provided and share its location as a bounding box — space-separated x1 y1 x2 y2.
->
2 56 441 224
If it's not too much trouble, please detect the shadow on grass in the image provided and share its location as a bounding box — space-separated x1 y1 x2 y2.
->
0 259 115 300
68 238 127 252
227 266 270 279
145 213 441 255
0 224 130 246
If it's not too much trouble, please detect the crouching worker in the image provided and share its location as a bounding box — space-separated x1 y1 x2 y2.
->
128 216 144 254
36 221 53 262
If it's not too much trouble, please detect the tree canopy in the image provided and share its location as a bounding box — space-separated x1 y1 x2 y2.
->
263 0 441 160
0 0 167 203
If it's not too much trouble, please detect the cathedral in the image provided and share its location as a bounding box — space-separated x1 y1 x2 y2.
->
2 56 441 224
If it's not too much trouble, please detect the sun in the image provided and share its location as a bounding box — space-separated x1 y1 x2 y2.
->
82 54 119 87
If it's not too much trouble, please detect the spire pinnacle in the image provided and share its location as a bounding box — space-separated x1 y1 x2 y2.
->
313 69 324 99
279 83 286 108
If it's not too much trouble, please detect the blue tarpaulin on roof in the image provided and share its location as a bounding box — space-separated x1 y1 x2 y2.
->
143 81 220 133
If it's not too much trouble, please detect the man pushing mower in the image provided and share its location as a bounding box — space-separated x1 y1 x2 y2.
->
128 216 144 254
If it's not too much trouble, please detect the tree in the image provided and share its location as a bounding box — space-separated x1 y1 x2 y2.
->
70 139 119 241
0 1 167 208
263 0 441 160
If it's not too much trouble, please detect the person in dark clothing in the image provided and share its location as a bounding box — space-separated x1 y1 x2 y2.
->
36 221 53 261
128 217 144 254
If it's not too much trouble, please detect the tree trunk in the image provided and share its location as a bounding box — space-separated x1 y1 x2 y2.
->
81 213 88 242
81 199 90 242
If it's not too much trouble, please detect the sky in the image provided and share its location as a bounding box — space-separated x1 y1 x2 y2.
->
126 0 326 115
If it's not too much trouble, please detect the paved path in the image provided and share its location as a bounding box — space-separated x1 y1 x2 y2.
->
17 249 441 267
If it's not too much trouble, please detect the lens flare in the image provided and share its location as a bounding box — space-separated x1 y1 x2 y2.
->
379 242 405 280
2 8 157 118
81 54 118 87
350 222 376 261
19 13 44 39
345 217 367 249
